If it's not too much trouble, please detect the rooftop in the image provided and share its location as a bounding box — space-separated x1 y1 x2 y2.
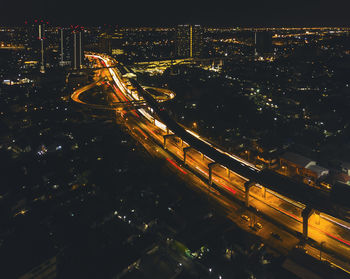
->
280 151 315 168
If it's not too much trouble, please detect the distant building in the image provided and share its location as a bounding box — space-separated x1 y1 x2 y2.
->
280 152 316 171
98 33 112 54
332 161 350 186
280 152 329 186
98 28 124 55
176 24 203 58
254 31 273 55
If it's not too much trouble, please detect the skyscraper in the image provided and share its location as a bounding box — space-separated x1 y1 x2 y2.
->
176 24 203 58
254 31 273 55
38 23 45 73
59 28 72 67
71 28 84 70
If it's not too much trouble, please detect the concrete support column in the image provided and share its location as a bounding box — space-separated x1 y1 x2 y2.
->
163 134 175 150
244 181 255 208
208 162 219 186
201 153 205 160
315 211 320 225
226 168 230 179
302 207 314 239
263 186 266 199
183 147 192 165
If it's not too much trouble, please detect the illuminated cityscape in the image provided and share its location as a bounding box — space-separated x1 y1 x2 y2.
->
2 2 350 279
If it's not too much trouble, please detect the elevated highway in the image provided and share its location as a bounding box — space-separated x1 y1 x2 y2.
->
75 52 350 272
132 79 339 222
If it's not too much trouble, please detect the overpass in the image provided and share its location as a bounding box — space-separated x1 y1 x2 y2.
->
70 78 147 111
84 53 350 245
131 79 340 239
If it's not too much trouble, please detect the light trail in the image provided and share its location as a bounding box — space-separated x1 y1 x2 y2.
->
135 127 148 139
111 83 139 118
166 158 187 175
320 214 350 231
154 119 167 132
195 166 208 177
142 124 160 139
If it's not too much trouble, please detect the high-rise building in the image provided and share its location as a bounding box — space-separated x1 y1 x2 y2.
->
56 27 85 69
71 29 84 70
38 23 45 73
192 25 203 58
175 24 203 58
59 28 72 67
254 31 273 55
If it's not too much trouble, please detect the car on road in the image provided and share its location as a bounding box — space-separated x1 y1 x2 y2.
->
254 222 262 230
270 232 282 240
241 214 250 222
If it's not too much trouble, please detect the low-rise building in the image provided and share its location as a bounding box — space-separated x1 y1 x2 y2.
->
280 151 329 187
280 151 316 174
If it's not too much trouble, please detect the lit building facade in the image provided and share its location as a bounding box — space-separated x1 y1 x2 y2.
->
176 24 203 58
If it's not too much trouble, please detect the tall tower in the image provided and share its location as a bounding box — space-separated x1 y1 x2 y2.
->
38 24 45 73
60 28 64 65
71 28 84 70
176 24 203 58
59 28 72 67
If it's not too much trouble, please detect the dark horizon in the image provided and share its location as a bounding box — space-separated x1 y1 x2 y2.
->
2 0 350 27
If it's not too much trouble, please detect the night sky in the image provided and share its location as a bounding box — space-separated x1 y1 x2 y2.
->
2 0 350 26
